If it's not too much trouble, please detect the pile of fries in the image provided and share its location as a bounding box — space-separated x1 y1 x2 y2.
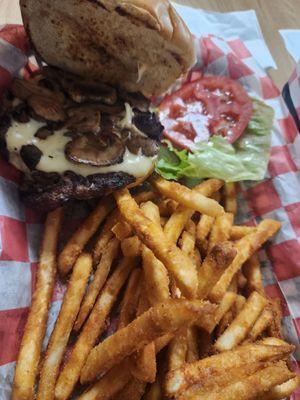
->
12 177 300 400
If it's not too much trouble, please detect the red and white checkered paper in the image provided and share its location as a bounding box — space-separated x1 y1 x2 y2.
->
0 25 300 399
286 61 300 130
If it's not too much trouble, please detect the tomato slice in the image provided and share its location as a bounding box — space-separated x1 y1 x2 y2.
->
159 76 253 151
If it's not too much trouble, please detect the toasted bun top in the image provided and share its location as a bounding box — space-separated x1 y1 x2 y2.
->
20 0 196 96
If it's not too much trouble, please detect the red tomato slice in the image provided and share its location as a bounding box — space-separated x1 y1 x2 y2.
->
159 76 253 151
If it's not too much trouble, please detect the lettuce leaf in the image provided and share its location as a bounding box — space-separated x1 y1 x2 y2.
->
156 99 274 182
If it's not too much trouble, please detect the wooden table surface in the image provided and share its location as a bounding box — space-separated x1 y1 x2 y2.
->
1 0 299 88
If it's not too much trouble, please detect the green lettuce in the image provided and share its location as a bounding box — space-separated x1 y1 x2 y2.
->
156 99 274 182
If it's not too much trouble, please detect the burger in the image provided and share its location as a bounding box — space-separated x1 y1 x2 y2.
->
0 0 196 210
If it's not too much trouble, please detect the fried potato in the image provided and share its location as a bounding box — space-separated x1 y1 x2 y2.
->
114 189 198 298
186 326 200 363
245 307 273 342
233 294 246 317
267 298 284 339
55 257 135 400
37 253 92 400
224 182 237 215
197 242 236 300
58 197 114 276
114 378 147 400
12 207 63 400
140 201 161 225
81 300 215 383
75 238 119 331
208 213 234 253
156 198 178 217
214 291 267 351
209 220 281 302
180 230 196 257
144 379 162 400
121 236 142 258
196 215 214 244
152 177 224 217
164 342 295 397
167 331 188 371
118 269 142 330
130 341 157 383
134 191 156 204
230 225 257 240
206 292 237 334
243 254 265 295
112 221 133 240
257 376 300 400
237 270 247 290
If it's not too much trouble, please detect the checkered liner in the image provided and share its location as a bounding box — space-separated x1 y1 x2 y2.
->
0 25 300 399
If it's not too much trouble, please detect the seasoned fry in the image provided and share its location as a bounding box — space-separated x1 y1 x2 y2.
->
144 379 162 400
92 209 118 265
230 225 256 240
209 220 281 302
81 300 215 383
246 307 273 342
134 191 155 204
55 257 135 400
121 236 142 258
257 376 300 400
58 197 114 276
193 248 202 270
112 221 133 240
186 326 200 363
268 298 284 339
165 342 295 397
152 177 224 217
197 242 236 300
130 341 157 383
196 215 214 243
237 270 247 290
140 201 161 225
180 230 196 257
142 246 170 306
114 189 198 297
224 182 237 215
243 254 265 295
114 378 147 400
156 198 178 217
167 332 188 371
206 292 237 333
214 291 267 351
233 294 246 317
180 362 295 400
37 253 92 400
74 237 120 331
118 269 142 330
12 207 63 400
208 213 234 253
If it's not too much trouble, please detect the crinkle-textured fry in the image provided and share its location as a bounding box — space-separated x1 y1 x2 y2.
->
214 291 267 352
118 269 142 330
243 254 265 295
12 207 63 400
208 213 234 253
152 177 224 217
224 182 237 215
115 189 198 298
167 332 188 371
81 300 215 383
197 242 236 300
112 221 133 240
37 253 92 400
256 376 300 400
92 209 118 265
165 342 295 397
55 257 135 400
209 220 281 302
58 197 114 276
142 246 170 306
74 238 119 331
245 308 273 342
179 362 295 400
121 236 142 258
230 225 256 240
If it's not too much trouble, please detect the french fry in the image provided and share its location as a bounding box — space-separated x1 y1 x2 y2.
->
121 236 142 258
237 270 247 290
246 308 273 342
74 237 120 331
55 257 135 400
114 189 198 298
112 221 133 240
196 215 214 244
81 300 215 383
186 326 200 363
167 332 188 371
12 207 63 400
152 177 224 217
114 378 147 400
142 246 170 306
37 253 92 400
179 361 295 400
209 220 281 302
208 213 234 253
130 341 157 383
144 378 162 400
267 298 284 339
233 294 246 317
214 291 267 352
140 201 161 225
243 254 265 295
180 230 196 257
206 292 237 334
224 182 237 215
197 242 236 300
134 191 155 204
230 225 256 240
165 342 295 397
58 197 114 276
118 269 142 330
156 198 178 217
256 376 300 400
193 248 202 271
92 209 119 265
215 310 234 337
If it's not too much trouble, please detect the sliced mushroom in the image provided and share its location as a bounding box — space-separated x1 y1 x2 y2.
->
20 144 43 170
65 133 125 167
133 110 164 140
126 136 159 157
118 89 150 112
11 77 65 104
66 106 101 134
12 102 31 123
28 95 66 122
35 126 54 140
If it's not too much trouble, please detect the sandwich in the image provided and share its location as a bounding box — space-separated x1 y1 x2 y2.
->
0 0 196 210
